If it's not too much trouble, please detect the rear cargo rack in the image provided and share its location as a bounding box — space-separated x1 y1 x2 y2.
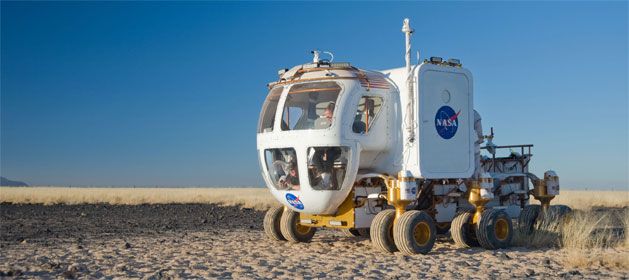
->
481 144 533 173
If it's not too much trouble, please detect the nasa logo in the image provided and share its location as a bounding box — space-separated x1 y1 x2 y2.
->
285 193 304 210
435 106 461 139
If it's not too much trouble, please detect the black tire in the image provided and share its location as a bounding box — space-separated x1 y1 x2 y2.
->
370 209 397 253
263 205 286 241
548 205 572 219
476 209 513 250
393 210 437 255
436 222 451 235
342 228 370 238
518 205 541 235
451 211 479 248
280 209 316 243
342 228 361 237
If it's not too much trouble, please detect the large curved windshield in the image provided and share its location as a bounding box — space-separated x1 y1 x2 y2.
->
281 82 342 131
258 86 283 133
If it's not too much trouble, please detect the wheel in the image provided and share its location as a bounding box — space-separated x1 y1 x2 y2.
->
393 210 437 255
518 205 541 235
370 209 397 253
342 228 370 238
263 205 286 241
436 222 451 235
548 205 572 219
280 209 316 243
451 211 479 248
476 209 513 250
357 228 370 237
342 228 361 237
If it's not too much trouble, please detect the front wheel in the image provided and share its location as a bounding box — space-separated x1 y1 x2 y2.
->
263 205 285 241
370 209 397 253
280 209 316 243
393 210 437 255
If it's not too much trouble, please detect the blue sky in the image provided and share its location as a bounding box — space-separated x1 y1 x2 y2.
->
1 1 627 189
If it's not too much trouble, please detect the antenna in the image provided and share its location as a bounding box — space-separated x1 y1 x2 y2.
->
402 19 415 144
311 50 334 64
402 19 414 75
311 50 320 63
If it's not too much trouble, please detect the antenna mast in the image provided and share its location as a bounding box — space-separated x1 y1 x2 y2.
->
402 18 415 144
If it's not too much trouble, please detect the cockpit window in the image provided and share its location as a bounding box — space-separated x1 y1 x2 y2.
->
352 96 383 134
258 86 283 133
264 148 300 191
281 82 342 131
307 146 349 190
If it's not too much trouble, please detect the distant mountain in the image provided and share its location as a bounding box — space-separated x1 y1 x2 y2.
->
0 177 28 186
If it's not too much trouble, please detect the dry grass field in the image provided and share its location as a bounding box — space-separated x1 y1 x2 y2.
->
1 187 627 210
0 187 278 210
1 187 627 277
529 190 629 210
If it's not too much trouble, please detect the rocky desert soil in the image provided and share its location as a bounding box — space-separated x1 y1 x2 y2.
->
0 203 627 279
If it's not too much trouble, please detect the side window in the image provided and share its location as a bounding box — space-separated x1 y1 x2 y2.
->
258 86 283 133
352 96 383 134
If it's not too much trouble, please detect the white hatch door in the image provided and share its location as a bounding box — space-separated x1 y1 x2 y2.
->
418 67 474 179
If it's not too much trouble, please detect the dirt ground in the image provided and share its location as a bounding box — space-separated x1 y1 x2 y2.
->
0 203 627 279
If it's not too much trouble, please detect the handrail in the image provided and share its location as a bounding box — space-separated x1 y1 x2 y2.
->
480 144 533 149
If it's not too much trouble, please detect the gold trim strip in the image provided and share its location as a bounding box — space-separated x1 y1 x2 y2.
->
269 76 361 88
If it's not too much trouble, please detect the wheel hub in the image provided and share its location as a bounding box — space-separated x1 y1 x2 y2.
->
495 218 509 241
296 223 311 235
413 222 431 246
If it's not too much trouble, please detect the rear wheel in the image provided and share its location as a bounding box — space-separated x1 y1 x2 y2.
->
263 205 286 241
370 209 397 253
476 209 513 250
451 211 478 248
518 205 541 235
549 205 572 219
393 210 437 255
280 209 316 243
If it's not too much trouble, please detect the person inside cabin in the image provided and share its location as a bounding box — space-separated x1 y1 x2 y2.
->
280 162 300 190
352 98 375 134
314 102 335 129
311 147 341 189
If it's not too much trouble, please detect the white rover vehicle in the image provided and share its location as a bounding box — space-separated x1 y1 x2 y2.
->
257 19 568 255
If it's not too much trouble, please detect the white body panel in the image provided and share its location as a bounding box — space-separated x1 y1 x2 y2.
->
257 81 360 214
381 63 475 179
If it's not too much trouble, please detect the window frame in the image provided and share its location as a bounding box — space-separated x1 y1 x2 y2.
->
279 81 344 132
258 86 284 133
351 95 385 135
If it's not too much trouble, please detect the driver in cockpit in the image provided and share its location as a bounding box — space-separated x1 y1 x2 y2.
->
314 102 335 129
